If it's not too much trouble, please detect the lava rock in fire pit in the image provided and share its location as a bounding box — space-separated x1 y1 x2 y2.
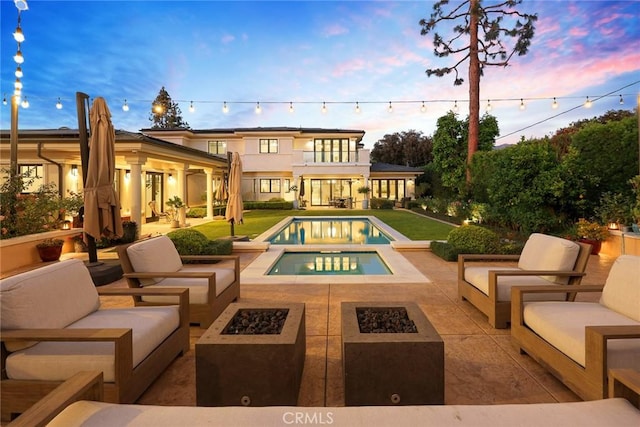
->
356 307 417 333
222 309 289 335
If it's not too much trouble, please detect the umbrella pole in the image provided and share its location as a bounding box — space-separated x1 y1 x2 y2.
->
76 91 98 264
230 219 235 237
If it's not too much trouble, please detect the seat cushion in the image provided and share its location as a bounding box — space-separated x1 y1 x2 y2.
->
523 301 640 368
464 266 568 302
141 266 236 304
0 259 100 351
518 233 580 284
126 236 183 285
600 255 640 321
5 305 180 383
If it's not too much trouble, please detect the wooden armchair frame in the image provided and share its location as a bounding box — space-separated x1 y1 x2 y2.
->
511 285 640 400
1 288 189 422
457 241 591 328
117 242 240 327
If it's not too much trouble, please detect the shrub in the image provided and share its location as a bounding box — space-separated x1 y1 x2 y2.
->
187 207 206 218
447 225 500 254
430 241 459 261
244 200 294 210
370 198 395 209
167 228 210 255
205 238 233 255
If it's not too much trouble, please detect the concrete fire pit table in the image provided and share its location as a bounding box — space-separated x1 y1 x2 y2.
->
341 301 444 406
196 302 305 407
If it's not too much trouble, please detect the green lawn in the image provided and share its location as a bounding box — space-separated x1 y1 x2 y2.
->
193 209 454 241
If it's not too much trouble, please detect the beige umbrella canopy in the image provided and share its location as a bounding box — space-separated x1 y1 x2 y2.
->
225 152 243 236
83 97 123 241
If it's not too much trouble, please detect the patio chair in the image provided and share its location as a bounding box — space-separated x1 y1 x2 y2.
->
0 259 189 421
117 235 240 327
511 254 640 400
148 200 170 223
458 233 592 328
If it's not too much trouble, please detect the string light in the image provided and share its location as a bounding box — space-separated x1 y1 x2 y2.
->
519 98 526 110
288 101 294 113
14 79 22 91
387 101 393 113
223 101 229 113
584 96 592 108
355 102 361 113
452 100 458 112
189 100 195 113
2 95 7 105
13 46 24 64
13 13 24 42
122 99 129 111
552 97 558 109
486 99 492 112
255 102 261 114
321 102 327 114
56 97 62 109
21 96 29 108
619 94 624 105
15 66 23 78
420 101 426 113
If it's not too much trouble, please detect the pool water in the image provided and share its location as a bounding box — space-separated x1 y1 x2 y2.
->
268 251 392 275
268 218 392 245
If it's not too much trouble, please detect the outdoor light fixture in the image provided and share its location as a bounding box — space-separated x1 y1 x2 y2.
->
453 100 458 112
355 102 361 113
62 220 71 230
15 66 23 78
168 173 175 184
519 98 526 110
122 99 129 111
21 96 29 108
321 102 327 114
486 99 492 111
584 96 592 108
2 95 6 105
70 164 78 177
288 102 294 113
552 97 558 109
255 102 261 114
420 101 426 113
14 79 22 91
13 47 24 64
189 101 195 113
125 170 131 180
222 101 229 113
619 94 624 105
14 0 29 11
56 97 62 109
387 101 393 113
608 222 619 230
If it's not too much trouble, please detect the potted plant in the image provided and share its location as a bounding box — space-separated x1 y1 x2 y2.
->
60 190 84 228
36 238 64 262
575 218 609 255
358 186 371 209
166 196 185 228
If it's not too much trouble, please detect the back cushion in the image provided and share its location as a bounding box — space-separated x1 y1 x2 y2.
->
600 255 640 321
126 236 183 285
518 233 580 284
0 259 100 351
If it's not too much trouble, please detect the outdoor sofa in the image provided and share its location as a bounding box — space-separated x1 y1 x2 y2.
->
458 233 592 328
117 235 240 327
0 259 190 422
8 369 640 427
512 254 640 400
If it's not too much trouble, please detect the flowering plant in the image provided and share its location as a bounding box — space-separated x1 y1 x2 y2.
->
36 238 64 248
575 218 609 241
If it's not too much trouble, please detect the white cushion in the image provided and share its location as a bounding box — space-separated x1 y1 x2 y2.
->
48 398 640 427
0 259 100 351
140 266 236 304
464 266 568 302
5 305 180 383
600 255 640 321
518 233 580 284
523 301 640 368
126 236 183 285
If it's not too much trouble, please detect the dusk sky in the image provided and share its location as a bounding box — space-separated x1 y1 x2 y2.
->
1 0 638 148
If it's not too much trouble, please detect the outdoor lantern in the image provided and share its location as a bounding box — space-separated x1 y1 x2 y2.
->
62 220 71 230
608 222 619 230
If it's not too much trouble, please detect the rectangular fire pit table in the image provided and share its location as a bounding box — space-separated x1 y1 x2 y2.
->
196 302 305 406
341 301 444 406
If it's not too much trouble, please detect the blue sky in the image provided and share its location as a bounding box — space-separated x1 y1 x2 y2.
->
1 0 638 148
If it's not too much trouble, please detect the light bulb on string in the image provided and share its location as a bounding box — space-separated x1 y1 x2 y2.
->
14 47 24 64
355 102 361 113
619 95 624 105
255 102 262 114
288 102 294 113
321 102 327 114
14 79 22 91
56 97 62 109
2 95 7 105
387 101 393 113
519 98 526 110
13 26 24 43
222 101 229 113
15 66 23 78
21 96 29 108
486 99 492 112
420 101 426 113
452 100 458 112
552 97 558 109
584 96 592 108
122 99 129 111
189 101 195 113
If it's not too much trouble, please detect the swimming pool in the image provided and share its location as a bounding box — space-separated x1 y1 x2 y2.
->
268 250 392 275
265 217 393 245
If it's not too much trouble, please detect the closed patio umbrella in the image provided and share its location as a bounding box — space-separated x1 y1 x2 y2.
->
298 176 305 208
225 152 243 236
83 97 123 246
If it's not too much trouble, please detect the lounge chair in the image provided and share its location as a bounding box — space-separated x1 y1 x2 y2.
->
511 254 640 400
117 235 240 327
0 259 189 421
148 200 170 223
458 233 592 328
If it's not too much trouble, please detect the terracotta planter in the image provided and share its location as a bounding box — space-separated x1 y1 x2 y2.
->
37 245 63 262
579 238 602 255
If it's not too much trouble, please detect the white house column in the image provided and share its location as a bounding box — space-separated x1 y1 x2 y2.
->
128 160 144 227
205 168 214 220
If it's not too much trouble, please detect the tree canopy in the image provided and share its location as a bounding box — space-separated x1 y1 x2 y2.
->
370 130 433 166
149 86 190 129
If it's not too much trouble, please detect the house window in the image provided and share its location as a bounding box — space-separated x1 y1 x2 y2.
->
18 165 44 193
313 138 355 163
208 140 227 154
371 179 406 200
259 138 278 154
284 179 291 192
260 179 281 193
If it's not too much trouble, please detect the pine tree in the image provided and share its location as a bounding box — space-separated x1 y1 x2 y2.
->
149 86 190 129
420 0 537 182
